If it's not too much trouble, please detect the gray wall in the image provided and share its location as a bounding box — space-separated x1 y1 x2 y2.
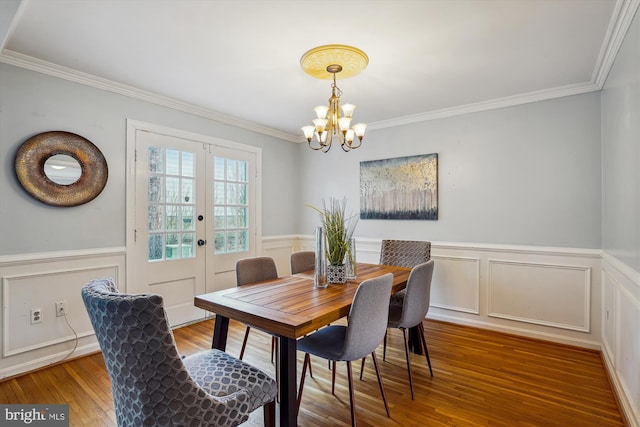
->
298 92 602 249
601 9 640 272
0 63 299 256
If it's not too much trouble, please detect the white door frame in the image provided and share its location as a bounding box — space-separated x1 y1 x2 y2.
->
125 119 263 298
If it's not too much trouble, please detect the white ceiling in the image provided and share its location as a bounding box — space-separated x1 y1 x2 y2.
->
1 0 635 142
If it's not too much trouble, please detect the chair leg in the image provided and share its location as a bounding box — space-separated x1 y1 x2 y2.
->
331 360 337 395
297 353 311 415
418 322 433 376
263 400 276 427
346 360 357 427
402 328 415 400
383 330 388 361
239 326 251 360
359 356 366 380
371 351 391 417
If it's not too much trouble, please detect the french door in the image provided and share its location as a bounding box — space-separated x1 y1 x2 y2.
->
130 125 258 326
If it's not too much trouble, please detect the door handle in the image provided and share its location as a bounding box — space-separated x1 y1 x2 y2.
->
197 239 207 246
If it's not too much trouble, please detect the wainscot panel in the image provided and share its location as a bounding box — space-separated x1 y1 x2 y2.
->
601 252 640 427
0 248 126 379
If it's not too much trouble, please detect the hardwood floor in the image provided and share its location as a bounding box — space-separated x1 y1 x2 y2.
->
0 319 625 426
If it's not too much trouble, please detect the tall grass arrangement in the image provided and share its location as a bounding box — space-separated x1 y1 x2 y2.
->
308 198 358 266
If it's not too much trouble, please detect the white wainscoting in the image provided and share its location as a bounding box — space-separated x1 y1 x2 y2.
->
601 253 640 427
1 239 636 426
0 248 126 379
487 259 591 332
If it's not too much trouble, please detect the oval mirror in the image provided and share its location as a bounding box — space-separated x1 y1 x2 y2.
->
15 131 108 207
44 154 82 185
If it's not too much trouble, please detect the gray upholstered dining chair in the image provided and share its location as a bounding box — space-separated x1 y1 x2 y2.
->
290 250 315 274
383 260 435 399
296 273 394 427
379 239 431 305
81 277 277 427
236 256 279 360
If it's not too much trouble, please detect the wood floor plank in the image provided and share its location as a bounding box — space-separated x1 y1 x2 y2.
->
0 319 626 426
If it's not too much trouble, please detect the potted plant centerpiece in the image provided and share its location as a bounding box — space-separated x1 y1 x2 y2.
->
310 198 358 284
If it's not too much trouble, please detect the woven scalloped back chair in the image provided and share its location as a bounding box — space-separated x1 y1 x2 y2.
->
81 277 276 427
379 239 431 305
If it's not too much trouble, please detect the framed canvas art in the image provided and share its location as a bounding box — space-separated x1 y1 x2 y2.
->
360 153 438 220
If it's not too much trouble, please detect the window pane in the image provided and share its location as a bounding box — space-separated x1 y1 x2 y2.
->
166 149 179 175
148 146 164 173
227 207 237 228
236 207 247 228
214 182 225 204
182 233 194 258
227 159 237 181
238 183 247 205
214 231 225 253
226 231 237 252
182 151 194 177
182 178 194 204
214 157 225 180
182 206 194 231
148 176 164 203
237 161 247 182
237 230 248 252
214 206 225 229
165 205 179 231
166 177 179 203
148 234 164 260
148 205 163 231
227 183 238 204
166 233 179 260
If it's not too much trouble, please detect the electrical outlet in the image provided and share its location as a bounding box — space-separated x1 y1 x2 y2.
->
56 301 67 317
31 308 42 324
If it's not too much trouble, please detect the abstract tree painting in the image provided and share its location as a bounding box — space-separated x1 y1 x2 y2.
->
360 153 438 220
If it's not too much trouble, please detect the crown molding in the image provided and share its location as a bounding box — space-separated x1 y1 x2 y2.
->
0 50 301 143
2 0 637 143
592 0 640 88
366 81 601 131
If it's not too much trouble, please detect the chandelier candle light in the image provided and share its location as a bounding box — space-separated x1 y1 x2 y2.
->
300 45 368 153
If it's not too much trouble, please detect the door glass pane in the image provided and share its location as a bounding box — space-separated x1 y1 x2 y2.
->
182 152 194 177
182 206 194 231
148 205 162 231
213 156 249 255
166 149 179 175
214 231 225 252
148 234 164 261
146 146 197 261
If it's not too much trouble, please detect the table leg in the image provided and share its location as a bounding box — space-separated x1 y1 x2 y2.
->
278 336 297 427
212 315 229 350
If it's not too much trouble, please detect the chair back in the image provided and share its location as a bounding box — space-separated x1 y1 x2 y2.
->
397 260 435 328
81 277 250 426
379 240 430 268
236 256 278 286
290 251 315 274
341 273 394 361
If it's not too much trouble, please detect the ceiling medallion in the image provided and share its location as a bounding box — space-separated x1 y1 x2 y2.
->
300 45 368 153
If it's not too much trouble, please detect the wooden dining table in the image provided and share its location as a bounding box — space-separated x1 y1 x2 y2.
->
194 262 411 427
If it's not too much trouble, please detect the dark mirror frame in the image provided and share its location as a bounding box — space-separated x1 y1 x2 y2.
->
14 131 108 207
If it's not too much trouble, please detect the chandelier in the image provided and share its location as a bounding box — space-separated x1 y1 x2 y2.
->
300 45 368 153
